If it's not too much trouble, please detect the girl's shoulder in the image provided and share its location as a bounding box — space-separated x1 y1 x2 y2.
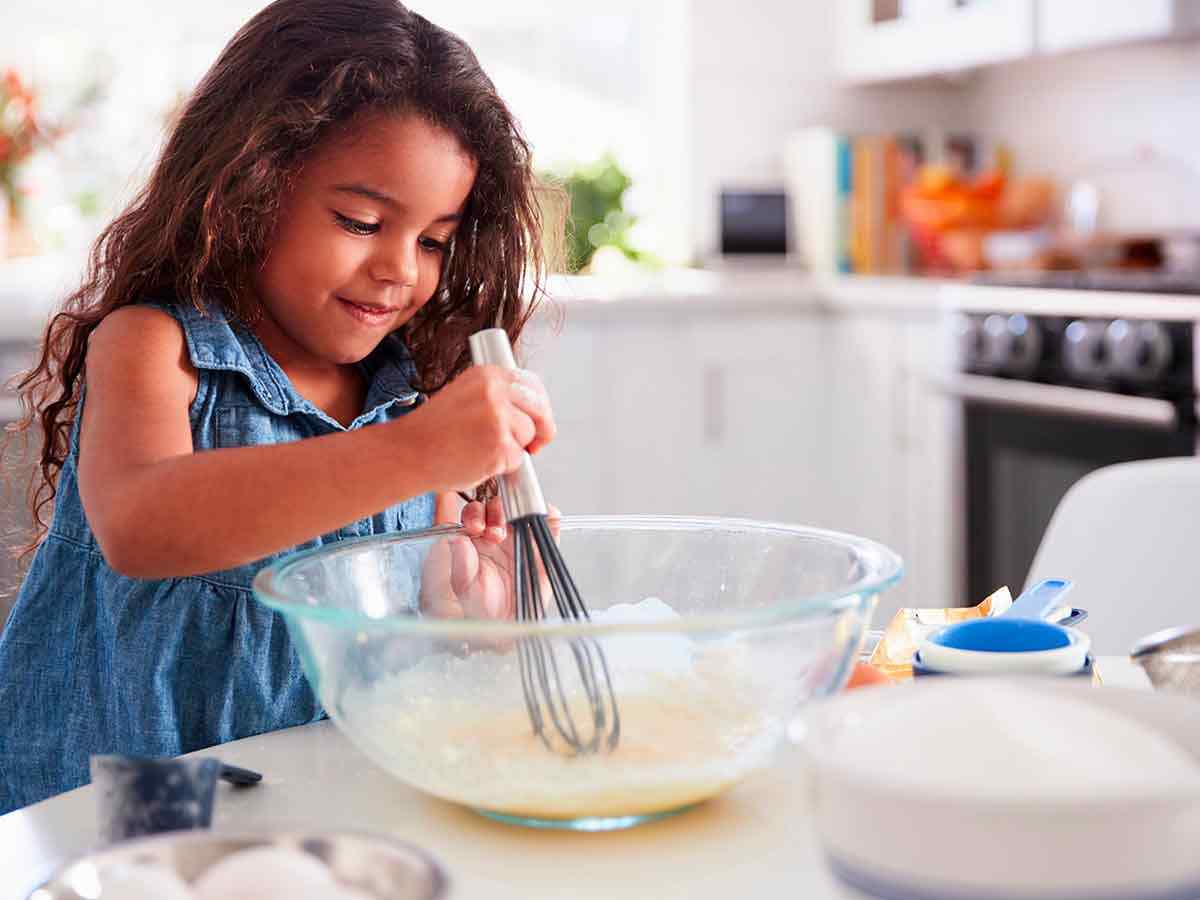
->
87 303 199 401
90 303 187 360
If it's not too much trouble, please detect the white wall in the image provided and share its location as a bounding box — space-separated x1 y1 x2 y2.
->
686 0 968 262
962 39 1200 232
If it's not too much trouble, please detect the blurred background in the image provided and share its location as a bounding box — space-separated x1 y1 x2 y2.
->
2 0 1199 626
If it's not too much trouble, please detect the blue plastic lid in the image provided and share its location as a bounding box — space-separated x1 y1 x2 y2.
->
929 618 1072 653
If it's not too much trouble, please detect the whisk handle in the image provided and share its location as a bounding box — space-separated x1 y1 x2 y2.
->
469 328 549 520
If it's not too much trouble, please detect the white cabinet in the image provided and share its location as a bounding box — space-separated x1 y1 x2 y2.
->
688 316 832 524
525 300 958 622
837 0 1035 84
526 308 833 524
826 311 958 619
1037 0 1200 54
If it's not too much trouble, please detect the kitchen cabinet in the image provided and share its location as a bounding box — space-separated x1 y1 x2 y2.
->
1036 0 1200 54
825 311 957 618
836 0 1035 84
525 309 832 525
524 299 958 622
687 316 832 524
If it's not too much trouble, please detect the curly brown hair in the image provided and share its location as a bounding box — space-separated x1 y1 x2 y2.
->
9 0 558 549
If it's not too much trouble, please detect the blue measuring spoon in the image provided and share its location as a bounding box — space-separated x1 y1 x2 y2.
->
917 579 1089 675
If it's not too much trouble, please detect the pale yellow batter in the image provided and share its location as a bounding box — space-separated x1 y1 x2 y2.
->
339 641 786 821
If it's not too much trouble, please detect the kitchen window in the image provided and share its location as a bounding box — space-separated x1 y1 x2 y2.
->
3 0 691 265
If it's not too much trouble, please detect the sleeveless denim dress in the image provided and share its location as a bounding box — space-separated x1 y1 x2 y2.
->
0 300 435 813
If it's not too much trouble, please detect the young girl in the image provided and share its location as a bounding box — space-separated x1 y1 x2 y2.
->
0 0 559 813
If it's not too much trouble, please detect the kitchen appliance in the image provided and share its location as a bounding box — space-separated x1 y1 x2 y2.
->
944 295 1197 605
717 189 790 258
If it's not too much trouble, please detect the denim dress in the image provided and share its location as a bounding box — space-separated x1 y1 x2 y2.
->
0 300 435 813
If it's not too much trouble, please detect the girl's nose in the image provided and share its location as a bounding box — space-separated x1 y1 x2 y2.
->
370 242 418 287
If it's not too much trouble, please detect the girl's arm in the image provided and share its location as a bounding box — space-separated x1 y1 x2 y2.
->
76 306 552 578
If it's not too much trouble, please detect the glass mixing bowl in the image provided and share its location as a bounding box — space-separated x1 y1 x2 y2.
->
253 516 902 831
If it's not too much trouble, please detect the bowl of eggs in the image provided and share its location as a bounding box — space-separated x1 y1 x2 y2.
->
29 830 446 900
252 515 903 830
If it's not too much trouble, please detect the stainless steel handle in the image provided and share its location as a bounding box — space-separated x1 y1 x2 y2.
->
468 328 548 520
938 373 1177 429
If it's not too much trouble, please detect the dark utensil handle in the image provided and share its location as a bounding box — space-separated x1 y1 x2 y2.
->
219 763 263 786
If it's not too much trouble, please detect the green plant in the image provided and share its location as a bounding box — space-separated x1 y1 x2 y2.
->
551 154 644 273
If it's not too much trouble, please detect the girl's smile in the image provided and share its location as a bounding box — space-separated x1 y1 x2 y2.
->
336 295 410 327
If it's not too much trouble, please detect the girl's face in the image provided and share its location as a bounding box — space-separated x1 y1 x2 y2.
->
253 112 478 367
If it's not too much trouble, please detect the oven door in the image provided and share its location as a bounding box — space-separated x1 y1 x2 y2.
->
944 374 1196 604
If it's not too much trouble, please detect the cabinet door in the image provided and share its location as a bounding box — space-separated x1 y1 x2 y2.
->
689 316 832 525
827 312 961 621
826 313 900 550
837 0 1036 84
1037 0 1200 53
520 312 612 516
594 315 703 516
894 315 960 612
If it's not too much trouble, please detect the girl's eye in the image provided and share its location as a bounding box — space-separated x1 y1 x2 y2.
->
333 211 379 235
419 236 448 253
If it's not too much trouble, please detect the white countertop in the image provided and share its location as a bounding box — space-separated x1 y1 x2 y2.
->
1 658 1153 900
6 253 1200 341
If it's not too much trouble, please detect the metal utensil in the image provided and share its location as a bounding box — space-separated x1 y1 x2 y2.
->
1131 625 1200 696
468 328 620 755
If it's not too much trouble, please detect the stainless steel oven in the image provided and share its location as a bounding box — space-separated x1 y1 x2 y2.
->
943 305 1197 604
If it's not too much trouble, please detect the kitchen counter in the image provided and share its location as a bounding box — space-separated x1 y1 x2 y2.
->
2 658 1152 900
9 253 1200 339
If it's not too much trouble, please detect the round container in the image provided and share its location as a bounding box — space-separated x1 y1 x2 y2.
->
803 679 1200 900
253 516 902 831
917 620 1092 676
29 830 446 900
912 650 1094 679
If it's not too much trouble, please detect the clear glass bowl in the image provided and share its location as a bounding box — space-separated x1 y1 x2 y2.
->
253 516 902 831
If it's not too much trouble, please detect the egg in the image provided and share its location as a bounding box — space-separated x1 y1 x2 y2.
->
96 862 193 900
192 846 339 900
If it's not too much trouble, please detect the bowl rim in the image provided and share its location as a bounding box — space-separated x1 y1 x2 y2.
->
250 514 904 637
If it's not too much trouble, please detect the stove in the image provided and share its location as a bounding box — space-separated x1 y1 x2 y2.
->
946 277 1199 607
970 269 1200 295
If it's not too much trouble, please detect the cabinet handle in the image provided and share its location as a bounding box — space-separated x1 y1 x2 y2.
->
703 364 725 443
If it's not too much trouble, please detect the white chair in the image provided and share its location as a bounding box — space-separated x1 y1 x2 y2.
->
1024 458 1200 655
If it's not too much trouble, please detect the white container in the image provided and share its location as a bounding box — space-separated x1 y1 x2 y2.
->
803 679 1200 900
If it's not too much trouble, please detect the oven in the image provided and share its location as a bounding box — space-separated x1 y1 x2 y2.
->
943 308 1197 604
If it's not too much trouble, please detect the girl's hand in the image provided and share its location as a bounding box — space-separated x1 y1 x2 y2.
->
420 493 561 621
405 365 556 494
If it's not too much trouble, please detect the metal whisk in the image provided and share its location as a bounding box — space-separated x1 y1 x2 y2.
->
469 328 621 756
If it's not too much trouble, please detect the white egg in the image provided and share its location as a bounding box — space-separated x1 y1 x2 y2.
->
192 846 338 900
97 862 193 900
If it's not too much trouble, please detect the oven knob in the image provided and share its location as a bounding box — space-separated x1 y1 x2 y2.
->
1063 319 1109 381
952 313 983 370
1105 319 1172 383
979 314 1009 372
979 313 1041 375
1006 314 1042 376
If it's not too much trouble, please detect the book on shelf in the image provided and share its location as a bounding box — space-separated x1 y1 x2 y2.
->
785 126 1005 276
